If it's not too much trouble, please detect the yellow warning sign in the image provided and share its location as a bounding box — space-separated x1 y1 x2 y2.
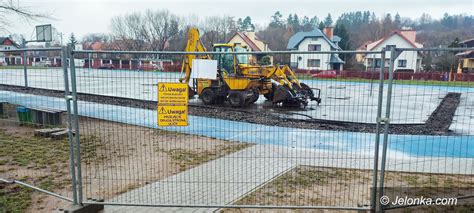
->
158 83 188 105
157 82 188 126
157 105 188 126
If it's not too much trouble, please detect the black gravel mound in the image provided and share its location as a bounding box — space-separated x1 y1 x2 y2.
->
0 84 461 135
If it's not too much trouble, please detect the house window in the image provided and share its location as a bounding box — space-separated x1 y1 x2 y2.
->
308 44 321 51
386 45 396 50
307 59 320 67
375 59 382 68
398 59 407 67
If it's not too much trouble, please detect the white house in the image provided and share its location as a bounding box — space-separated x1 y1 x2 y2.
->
0 37 21 66
287 27 344 71
365 30 423 72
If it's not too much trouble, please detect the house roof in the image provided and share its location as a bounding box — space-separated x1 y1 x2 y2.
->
0 37 19 47
459 38 474 47
460 38 474 44
231 32 262 51
357 41 372 50
287 29 341 50
368 31 421 50
456 50 474 57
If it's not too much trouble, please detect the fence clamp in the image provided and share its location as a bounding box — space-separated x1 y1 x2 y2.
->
377 117 390 124
65 95 75 101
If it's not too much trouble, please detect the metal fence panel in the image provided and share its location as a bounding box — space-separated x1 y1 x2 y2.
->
62 50 384 211
1 46 473 212
378 48 474 211
0 48 76 212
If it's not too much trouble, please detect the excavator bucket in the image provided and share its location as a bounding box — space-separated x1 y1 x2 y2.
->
272 85 293 104
272 83 320 108
296 83 322 105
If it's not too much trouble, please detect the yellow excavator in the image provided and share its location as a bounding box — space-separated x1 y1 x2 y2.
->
179 28 321 108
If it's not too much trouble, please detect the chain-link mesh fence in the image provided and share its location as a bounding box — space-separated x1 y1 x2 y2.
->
69 49 382 211
1 46 473 212
378 48 474 212
0 48 75 212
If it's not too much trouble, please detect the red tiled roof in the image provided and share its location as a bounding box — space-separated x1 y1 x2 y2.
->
369 31 419 50
233 32 261 51
357 41 373 50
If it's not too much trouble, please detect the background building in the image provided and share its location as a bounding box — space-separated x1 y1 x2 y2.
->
0 37 21 66
287 27 344 71
364 30 423 72
227 32 272 65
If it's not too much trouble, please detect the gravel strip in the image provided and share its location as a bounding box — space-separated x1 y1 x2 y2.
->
0 84 461 135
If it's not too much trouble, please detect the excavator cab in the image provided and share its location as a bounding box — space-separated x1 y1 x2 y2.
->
213 44 236 76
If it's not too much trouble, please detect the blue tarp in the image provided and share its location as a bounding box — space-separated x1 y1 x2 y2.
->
1 90 473 158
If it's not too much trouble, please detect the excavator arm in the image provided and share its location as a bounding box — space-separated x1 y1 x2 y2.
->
179 28 210 84
265 65 301 89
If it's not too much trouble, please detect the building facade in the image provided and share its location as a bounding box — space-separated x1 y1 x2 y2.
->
287 27 344 71
365 30 423 72
456 38 474 73
227 32 272 65
0 37 21 66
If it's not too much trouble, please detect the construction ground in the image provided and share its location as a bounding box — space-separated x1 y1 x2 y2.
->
1 67 473 212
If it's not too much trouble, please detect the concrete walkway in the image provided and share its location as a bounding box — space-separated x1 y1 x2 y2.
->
104 144 474 212
104 145 296 212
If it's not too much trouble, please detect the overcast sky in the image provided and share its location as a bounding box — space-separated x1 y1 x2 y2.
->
4 0 474 42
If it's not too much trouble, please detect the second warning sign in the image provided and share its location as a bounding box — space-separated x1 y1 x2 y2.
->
157 82 189 126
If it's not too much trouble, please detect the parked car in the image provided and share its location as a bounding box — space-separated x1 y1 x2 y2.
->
137 64 159 71
312 70 337 79
36 60 52 67
98 64 115 69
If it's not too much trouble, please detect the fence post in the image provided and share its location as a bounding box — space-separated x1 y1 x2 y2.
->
377 46 397 212
370 48 386 212
62 46 78 205
69 46 84 205
23 49 28 88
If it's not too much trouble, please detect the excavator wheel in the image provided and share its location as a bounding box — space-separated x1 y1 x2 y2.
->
200 88 216 105
264 83 277 101
248 89 260 104
228 91 246 107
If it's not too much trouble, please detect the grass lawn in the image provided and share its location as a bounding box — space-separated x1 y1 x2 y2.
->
0 128 71 213
222 166 474 212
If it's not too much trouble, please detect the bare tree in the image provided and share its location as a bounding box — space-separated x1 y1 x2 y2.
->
110 9 181 51
143 9 180 51
0 0 50 32
200 16 237 49
110 12 148 51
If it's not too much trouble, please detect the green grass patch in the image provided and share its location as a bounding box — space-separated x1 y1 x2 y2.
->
0 130 69 168
0 129 72 212
0 183 33 213
164 143 251 171
81 134 104 165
